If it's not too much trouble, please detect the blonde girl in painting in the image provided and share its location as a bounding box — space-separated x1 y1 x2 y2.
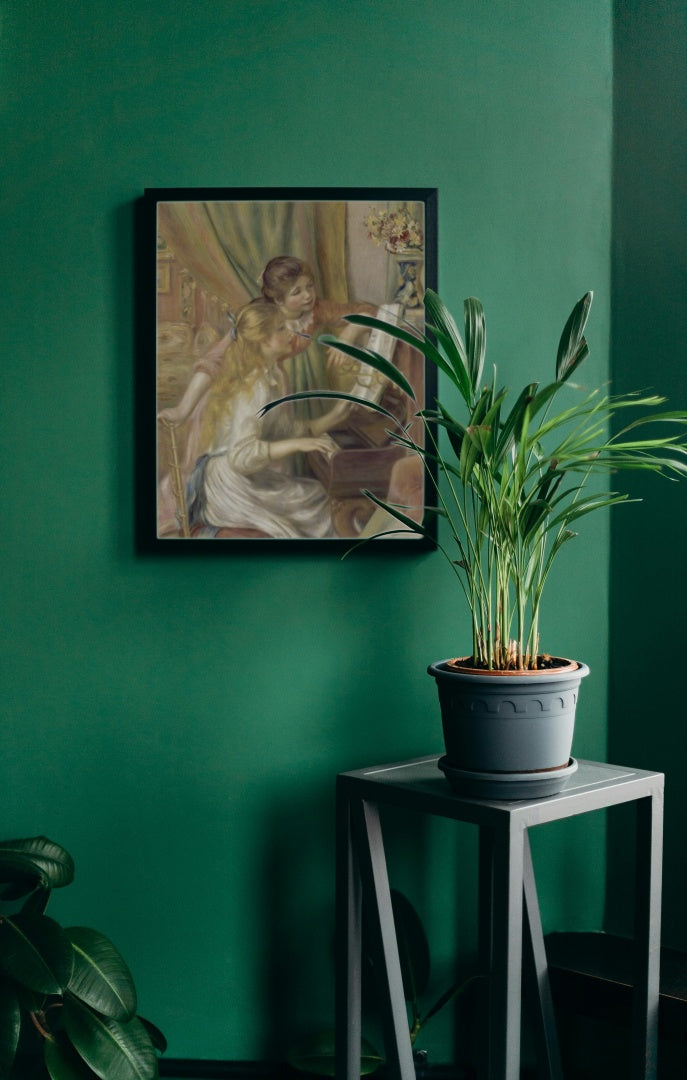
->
182 301 347 539
156 257 379 536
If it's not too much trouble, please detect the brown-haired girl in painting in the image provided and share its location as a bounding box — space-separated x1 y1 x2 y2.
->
258 255 376 392
174 301 348 538
259 255 318 330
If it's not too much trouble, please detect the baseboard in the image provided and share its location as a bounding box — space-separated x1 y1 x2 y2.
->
159 1063 288 1079
158 1062 466 1080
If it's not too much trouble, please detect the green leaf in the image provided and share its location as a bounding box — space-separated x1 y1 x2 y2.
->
556 292 593 382
424 289 473 403
475 385 509 458
287 1030 383 1077
424 290 468 367
0 980 21 1077
496 383 538 460
67 928 137 1022
317 336 416 399
460 388 494 485
259 390 403 428
0 838 75 893
45 1036 102 1080
14 981 46 1015
527 379 565 421
390 890 431 1002
547 493 631 532
434 404 467 460
138 1018 166 1056
342 313 450 379
0 913 73 994
359 490 432 542
21 887 51 916
0 878 41 903
518 497 554 543
464 296 486 392
425 321 473 402
63 999 157 1080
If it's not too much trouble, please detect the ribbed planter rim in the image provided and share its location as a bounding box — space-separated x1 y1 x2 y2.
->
429 657 589 684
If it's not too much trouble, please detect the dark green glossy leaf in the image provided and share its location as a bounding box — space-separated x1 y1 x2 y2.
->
14 981 46 1015
0 914 73 995
67 928 137 1022
359 491 432 542
0 980 21 1077
342 313 450 378
21 888 51 917
0 878 40 903
390 890 431 1002
287 1030 382 1077
259 390 402 427
317 336 415 399
0 838 74 893
138 1018 166 1056
63 999 157 1080
519 498 554 542
45 1036 101 1080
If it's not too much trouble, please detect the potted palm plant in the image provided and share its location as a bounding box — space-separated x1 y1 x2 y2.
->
0 836 165 1079
264 289 687 796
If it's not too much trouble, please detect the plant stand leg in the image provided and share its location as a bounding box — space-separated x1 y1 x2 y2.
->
336 781 363 1080
479 821 525 1080
522 833 563 1080
477 828 494 1079
631 791 663 1080
350 798 416 1080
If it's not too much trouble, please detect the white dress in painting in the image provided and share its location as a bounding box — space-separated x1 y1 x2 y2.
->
188 367 335 539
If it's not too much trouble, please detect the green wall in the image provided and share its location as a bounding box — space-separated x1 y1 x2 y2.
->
608 0 687 950
2 1 613 1062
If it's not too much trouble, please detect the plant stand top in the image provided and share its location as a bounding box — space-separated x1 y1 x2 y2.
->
337 755 663 829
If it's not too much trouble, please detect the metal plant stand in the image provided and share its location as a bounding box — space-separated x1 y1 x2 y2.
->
335 757 664 1080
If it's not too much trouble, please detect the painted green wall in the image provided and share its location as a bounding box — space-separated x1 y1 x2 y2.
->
608 0 687 950
2 0 613 1062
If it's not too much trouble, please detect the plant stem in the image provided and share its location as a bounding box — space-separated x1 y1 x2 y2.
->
30 1010 56 1043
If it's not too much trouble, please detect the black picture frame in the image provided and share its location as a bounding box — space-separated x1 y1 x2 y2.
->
141 187 438 550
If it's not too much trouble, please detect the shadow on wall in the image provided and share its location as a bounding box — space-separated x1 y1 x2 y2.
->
257 776 488 1068
607 0 687 951
258 784 437 1061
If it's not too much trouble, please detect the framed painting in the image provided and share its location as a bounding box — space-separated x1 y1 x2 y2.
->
144 187 438 548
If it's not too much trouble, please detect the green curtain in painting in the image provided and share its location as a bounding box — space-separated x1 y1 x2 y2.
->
203 200 349 304
159 199 348 406
201 199 348 407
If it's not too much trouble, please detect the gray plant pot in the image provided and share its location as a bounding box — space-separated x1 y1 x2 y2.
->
427 658 590 797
